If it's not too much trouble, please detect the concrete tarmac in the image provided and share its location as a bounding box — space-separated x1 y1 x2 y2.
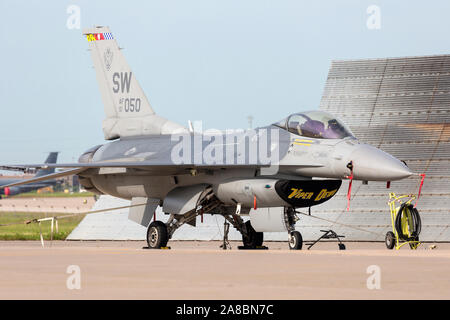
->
0 197 95 213
0 240 449 300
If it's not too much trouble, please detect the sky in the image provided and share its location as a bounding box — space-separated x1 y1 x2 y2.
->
1 0 450 165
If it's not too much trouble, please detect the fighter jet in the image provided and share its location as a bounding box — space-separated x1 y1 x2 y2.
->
0 27 413 249
0 152 59 197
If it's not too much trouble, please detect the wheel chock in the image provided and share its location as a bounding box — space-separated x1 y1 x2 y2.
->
237 245 268 250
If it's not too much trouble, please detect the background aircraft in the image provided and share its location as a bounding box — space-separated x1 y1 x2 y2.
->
0 152 59 197
0 27 413 249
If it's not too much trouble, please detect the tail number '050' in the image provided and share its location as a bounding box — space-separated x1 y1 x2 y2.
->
123 98 141 112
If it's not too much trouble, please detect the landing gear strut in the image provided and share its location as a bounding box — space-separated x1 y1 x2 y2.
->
220 221 231 250
147 190 222 249
284 207 302 250
220 205 266 249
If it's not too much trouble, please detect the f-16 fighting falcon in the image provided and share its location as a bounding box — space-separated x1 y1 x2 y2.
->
0 152 59 198
0 27 414 249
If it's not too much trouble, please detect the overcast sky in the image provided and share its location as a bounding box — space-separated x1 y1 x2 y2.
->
1 0 450 164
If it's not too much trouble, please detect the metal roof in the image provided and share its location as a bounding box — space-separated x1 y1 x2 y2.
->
316 54 450 241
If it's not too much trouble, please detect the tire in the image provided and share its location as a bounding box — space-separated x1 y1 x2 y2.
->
385 231 396 250
395 204 421 241
147 221 169 249
289 231 303 250
338 243 346 250
242 221 264 248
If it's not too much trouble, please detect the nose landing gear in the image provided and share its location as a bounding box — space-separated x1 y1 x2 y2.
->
289 231 303 250
284 207 303 250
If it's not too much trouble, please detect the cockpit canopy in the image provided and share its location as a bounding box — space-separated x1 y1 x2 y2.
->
273 110 354 139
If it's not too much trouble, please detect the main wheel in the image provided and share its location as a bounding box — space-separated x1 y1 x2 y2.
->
289 231 302 250
385 231 396 250
147 221 169 249
242 221 264 248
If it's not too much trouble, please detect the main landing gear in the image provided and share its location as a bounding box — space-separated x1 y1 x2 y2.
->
146 190 222 249
146 221 169 249
145 204 305 251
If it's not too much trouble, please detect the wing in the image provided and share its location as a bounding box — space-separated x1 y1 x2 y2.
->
0 160 323 170
0 162 273 173
0 162 265 179
0 165 29 172
0 161 325 188
0 168 86 189
0 162 267 187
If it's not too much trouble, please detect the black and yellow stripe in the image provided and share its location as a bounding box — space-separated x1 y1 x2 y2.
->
292 138 313 146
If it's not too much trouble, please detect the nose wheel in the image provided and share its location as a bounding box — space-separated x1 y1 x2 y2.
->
284 207 302 250
289 231 303 250
146 221 169 249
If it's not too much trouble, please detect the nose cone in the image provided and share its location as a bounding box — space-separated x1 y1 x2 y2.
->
349 144 413 181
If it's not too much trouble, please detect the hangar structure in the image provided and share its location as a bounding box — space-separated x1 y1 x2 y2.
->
68 54 450 242
315 54 450 241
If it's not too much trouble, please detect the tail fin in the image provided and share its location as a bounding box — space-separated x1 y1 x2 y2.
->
83 26 186 140
35 152 58 177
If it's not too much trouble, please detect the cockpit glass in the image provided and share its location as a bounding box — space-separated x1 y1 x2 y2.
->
274 111 354 139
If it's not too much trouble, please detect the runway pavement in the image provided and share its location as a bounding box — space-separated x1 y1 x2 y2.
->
0 240 449 300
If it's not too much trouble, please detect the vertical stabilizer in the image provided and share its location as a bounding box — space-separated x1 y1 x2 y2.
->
35 152 58 177
83 26 186 139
